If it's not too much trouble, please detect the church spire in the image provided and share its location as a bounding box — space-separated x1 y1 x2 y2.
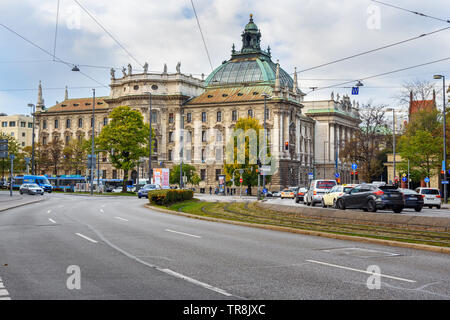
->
37 80 44 106
293 67 298 93
274 60 281 94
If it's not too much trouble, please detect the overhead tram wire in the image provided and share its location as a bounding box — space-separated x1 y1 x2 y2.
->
291 26 450 75
53 0 61 61
190 0 214 72
0 22 108 88
371 0 450 24
306 56 450 94
73 0 144 68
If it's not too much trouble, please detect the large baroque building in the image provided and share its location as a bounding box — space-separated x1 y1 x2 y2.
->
34 15 360 191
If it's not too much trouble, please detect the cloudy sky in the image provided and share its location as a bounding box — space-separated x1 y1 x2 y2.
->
1 0 449 119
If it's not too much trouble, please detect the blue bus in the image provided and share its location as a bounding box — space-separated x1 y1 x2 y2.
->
13 175 53 192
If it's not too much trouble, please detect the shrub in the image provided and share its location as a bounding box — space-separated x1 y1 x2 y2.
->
148 189 193 206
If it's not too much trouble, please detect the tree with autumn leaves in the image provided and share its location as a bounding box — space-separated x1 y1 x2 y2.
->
224 117 270 195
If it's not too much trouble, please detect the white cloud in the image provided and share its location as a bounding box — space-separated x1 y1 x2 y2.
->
0 0 449 115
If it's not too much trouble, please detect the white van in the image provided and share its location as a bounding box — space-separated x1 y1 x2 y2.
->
304 180 337 206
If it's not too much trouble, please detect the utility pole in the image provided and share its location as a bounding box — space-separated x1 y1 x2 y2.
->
90 89 95 196
148 92 152 184
28 103 36 175
434 75 447 203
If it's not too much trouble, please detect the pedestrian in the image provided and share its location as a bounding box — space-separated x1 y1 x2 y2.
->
209 186 212 195
227 187 229 195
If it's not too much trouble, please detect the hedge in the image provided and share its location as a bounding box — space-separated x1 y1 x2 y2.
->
148 189 194 206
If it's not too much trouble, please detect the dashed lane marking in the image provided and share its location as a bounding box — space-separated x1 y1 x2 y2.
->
165 229 202 238
75 233 98 244
306 260 416 283
48 218 56 224
114 216 128 222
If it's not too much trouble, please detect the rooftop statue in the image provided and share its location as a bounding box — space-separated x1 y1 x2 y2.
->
128 63 132 75
122 67 127 77
143 62 148 74
163 63 168 74
176 61 181 73
110 68 115 79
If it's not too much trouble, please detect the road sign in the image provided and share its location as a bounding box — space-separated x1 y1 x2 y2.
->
0 151 7 159
402 173 407 177
335 173 340 178
351 163 357 170
9 154 15 160
239 178 243 183
424 177 430 183
262 188 268 194
442 180 449 184
351 87 359 95
402 177 407 182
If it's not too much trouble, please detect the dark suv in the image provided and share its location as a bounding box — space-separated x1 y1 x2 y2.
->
336 184 404 213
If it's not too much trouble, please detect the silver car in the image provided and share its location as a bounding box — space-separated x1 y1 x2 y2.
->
20 183 44 195
304 180 337 206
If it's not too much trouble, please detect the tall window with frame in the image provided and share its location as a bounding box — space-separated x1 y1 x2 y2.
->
169 113 174 124
217 111 222 122
232 110 237 121
66 119 71 129
248 109 253 118
78 118 83 128
201 112 207 123
54 119 59 129
186 113 192 123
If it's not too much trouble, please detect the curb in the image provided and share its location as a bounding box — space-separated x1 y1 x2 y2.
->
144 203 450 255
0 197 47 213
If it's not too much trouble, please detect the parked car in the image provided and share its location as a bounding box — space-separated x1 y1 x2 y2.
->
265 191 273 197
295 187 308 203
336 184 404 213
415 187 441 209
304 180 337 206
272 191 281 197
280 188 295 199
398 188 424 212
19 183 44 195
138 184 161 198
322 184 357 208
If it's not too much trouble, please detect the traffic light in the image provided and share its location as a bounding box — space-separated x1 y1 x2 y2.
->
355 171 358 180
284 141 289 151
336 178 341 184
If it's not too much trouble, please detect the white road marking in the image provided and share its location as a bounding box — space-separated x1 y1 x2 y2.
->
0 282 4 288
160 268 232 296
0 297 11 300
100 209 104 213
165 229 201 238
47 210 51 213
75 233 98 243
101 204 105 208
0 288 9 297
48 218 56 224
114 216 128 221
306 260 416 283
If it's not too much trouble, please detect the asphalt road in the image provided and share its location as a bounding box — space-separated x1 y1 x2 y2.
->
266 197 450 218
0 192 449 300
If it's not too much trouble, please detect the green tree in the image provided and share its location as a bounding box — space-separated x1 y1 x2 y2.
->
170 163 197 186
224 117 270 195
399 130 442 182
62 139 88 174
97 106 151 191
0 133 25 178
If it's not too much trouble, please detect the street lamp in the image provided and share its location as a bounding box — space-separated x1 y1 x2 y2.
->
261 92 272 191
386 108 396 184
90 89 95 195
434 74 447 203
27 103 36 175
143 92 153 183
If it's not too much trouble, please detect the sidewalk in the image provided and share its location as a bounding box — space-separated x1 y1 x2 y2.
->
0 191 46 212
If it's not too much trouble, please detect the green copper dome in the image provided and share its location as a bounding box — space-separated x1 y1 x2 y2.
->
205 15 294 89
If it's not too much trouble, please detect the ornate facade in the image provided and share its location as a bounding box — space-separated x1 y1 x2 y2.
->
34 15 360 191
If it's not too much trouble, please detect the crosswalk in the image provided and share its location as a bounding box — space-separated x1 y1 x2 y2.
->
0 277 11 300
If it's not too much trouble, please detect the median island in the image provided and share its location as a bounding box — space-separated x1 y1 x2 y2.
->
145 194 450 251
